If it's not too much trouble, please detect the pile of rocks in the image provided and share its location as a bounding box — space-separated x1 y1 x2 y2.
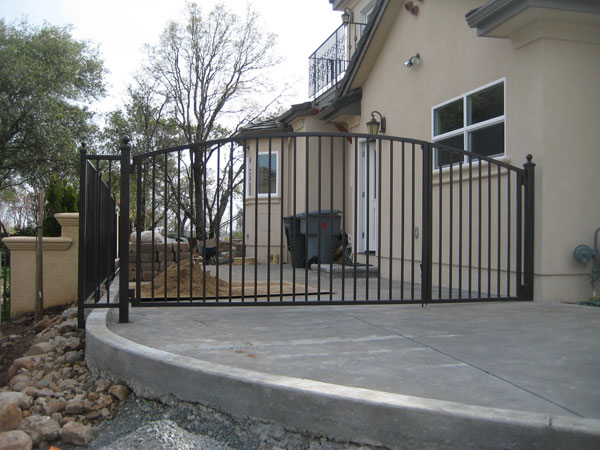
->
0 307 129 449
129 241 191 282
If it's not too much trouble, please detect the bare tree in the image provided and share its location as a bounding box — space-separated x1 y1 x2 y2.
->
142 2 281 239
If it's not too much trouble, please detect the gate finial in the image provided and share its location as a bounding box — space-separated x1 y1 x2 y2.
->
120 135 131 151
525 154 535 167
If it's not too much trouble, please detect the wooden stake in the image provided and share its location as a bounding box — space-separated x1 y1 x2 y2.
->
35 189 44 320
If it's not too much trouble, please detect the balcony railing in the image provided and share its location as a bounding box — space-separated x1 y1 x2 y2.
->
309 22 366 99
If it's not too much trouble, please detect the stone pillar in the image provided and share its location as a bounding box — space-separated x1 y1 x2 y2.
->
2 213 79 317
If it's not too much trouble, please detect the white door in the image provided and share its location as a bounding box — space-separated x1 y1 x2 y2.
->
357 140 377 253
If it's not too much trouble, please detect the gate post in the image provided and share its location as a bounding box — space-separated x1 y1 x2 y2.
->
119 136 131 323
523 154 535 300
77 143 87 329
421 143 433 304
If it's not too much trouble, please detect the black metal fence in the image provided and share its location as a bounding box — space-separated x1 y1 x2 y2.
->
77 143 119 328
118 132 534 314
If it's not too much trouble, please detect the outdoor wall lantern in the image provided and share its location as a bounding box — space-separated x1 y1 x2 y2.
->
342 8 353 23
404 53 421 68
367 111 386 135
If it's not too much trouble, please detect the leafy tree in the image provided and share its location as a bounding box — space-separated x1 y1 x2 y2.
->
0 18 105 193
0 186 36 233
0 18 105 319
42 175 78 236
101 78 181 230
139 2 282 239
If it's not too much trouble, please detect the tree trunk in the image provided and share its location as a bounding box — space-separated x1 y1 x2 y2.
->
192 148 206 240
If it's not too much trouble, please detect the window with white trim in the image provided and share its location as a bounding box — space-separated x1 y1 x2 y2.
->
245 154 253 197
360 0 378 24
432 80 505 169
246 152 279 197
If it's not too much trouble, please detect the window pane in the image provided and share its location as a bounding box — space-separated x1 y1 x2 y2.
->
434 99 463 136
257 153 277 194
469 122 504 158
435 134 464 168
467 83 503 125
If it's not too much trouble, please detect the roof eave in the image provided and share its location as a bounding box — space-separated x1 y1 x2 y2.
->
316 88 362 123
466 0 600 36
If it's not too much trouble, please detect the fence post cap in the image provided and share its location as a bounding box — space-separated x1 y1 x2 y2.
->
120 136 131 151
524 154 535 167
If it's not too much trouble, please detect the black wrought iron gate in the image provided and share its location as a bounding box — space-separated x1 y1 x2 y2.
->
79 133 535 324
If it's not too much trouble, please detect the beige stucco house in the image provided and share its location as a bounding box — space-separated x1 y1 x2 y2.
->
240 0 600 303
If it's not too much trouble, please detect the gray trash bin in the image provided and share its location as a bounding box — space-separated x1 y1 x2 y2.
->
297 210 341 265
283 215 306 268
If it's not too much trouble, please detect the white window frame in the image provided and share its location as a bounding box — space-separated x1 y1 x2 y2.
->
245 154 253 197
357 139 378 253
360 0 378 24
432 78 506 169
246 151 279 198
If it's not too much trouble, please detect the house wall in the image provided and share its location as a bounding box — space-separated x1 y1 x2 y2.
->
337 0 600 301
534 35 600 301
243 122 345 264
243 139 284 264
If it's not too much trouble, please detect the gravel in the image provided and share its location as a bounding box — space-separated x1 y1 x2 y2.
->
82 394 386 450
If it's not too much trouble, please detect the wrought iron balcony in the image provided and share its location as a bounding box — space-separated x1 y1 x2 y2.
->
309 21 366 99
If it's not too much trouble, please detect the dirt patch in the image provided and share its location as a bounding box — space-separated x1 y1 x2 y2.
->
140 259 322 299
0 313 37 386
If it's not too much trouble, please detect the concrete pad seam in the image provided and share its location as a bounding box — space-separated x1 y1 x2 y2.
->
333 307 585 418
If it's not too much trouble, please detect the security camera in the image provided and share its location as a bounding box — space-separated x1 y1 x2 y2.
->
404 53 420 68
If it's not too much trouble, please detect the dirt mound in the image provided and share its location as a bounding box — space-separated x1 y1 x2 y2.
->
140 259 240 299
139 259 321 300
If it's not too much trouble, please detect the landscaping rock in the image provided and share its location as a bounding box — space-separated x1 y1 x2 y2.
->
7 356 41 378
36 398 65 416
32 319 51 333
22 388 53 399
0 430 33 450
65 397 84 415
7 375 30 392
0 402 22 432
64 351 83 365
60 421 92 445
61 308 77 321
17 415 59 445
51 336 68 351
57 378 78 392
63 337 81 351
2 302 131 448
0 394 31 411
24 342 54 357
108 384 129 402
57 320 77 334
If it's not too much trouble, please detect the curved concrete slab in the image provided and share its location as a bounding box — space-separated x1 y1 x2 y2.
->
85 278 600 449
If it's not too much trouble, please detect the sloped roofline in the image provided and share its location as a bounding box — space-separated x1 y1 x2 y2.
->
335 0 390 99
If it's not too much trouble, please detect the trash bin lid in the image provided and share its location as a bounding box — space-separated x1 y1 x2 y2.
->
296 210 341 218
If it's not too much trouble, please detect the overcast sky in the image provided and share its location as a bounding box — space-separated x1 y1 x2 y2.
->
1 0 341 114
